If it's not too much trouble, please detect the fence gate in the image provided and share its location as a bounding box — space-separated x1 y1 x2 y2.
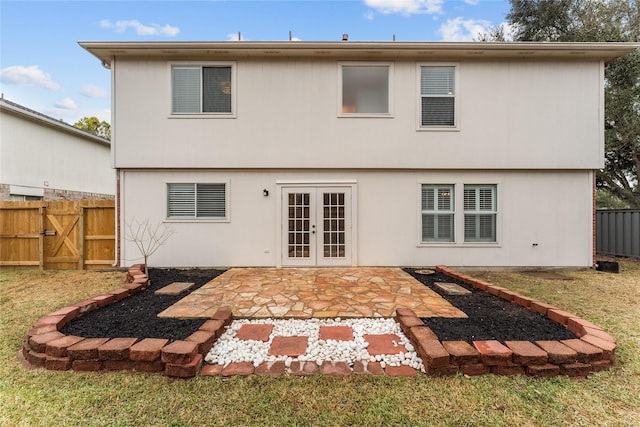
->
0 200 115 269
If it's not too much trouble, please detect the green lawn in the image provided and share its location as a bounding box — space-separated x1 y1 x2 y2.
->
1 259 639 426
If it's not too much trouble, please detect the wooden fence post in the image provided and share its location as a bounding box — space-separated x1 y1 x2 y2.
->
79 207 85 270
38 206 45 270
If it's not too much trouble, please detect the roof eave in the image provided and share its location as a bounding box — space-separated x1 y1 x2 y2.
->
79 41 640 66
0 99 111 148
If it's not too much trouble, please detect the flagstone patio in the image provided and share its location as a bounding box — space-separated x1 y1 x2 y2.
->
157 267 467 319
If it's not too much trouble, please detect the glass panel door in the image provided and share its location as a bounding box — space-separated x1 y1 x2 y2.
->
282 187 352 266
287 191 312 260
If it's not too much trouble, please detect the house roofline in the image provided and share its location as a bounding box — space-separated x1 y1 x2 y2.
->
79 41 639 66
0 97 111 148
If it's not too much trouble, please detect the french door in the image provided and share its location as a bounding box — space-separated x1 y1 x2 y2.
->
282 187 352 266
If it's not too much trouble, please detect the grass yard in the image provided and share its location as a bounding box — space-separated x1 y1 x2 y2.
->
1 259 639 426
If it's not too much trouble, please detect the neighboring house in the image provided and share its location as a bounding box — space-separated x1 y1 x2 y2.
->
0 97 114 201
80 41 638 268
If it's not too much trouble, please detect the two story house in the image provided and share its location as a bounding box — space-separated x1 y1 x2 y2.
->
80 41 637 268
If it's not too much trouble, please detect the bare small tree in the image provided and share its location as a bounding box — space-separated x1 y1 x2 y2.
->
124 218 175 269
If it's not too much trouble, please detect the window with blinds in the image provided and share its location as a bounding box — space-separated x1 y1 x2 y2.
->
341 64 390 115
463 185 497 242
421 185 454 242
171 65 233 114
167 183 227 219
420 65 456 127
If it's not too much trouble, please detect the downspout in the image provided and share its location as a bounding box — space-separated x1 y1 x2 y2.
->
103 56 121 268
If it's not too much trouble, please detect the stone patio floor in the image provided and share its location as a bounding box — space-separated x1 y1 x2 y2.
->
158 267 467 319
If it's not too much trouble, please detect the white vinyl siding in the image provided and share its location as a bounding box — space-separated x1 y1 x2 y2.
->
421 185 454 242
420 65 456 127
167 183 226 219
340 64 390 115
464 185 497 242
171 65 233 114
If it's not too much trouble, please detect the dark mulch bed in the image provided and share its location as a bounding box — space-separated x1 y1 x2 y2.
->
61 268 225 341
62 267 577 343
404 268 577 343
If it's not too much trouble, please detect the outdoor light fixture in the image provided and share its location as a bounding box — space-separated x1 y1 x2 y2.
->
263 189 269 197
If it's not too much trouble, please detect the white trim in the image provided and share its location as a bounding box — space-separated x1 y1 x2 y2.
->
167 61 237 118
416 62 459 131
275 179 357 185
337 62 394 118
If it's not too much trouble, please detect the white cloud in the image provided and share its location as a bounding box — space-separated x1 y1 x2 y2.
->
499 22 519 42
464 0 480 5
100 19 180 37
0 65 60 91
54 97 77 110
438 17 492 41
364 0 444 15
227 32 248 41
80 84 108 99
364 10 375 21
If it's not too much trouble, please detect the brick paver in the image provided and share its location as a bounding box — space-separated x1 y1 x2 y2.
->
235 324 274 342
268 336 309 357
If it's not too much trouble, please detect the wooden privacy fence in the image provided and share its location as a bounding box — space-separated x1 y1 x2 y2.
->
0 200 115 269
596 209 640 259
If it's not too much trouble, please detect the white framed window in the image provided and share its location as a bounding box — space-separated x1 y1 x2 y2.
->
339 63 392 116
167 183 227 220
464 185 497 242
419 64 457 128
171 63 235 115
421 184 455 243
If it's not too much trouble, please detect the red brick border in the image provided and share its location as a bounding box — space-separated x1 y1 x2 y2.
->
21 264 614 378
21 264 227 378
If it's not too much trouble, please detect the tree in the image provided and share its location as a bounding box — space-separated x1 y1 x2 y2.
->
73 116 111 140
488 0 640 208
124 219 175 269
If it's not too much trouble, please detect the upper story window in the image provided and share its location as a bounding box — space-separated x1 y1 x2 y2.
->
171 64 234 115
340 64 391 116
167 183 227 220
420 65 456 128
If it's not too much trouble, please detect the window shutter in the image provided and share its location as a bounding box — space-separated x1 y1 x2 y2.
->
196 183 226 218
422 186 435 210
437 214 453 240
463 187 476 210
421 184 454 243
203 67 232 113
172 66 201 113
168 183 196 217
464 185 497 242
422 214 435 240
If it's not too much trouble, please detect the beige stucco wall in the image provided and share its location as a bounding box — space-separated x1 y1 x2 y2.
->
119 169 593 268
112 58 603 170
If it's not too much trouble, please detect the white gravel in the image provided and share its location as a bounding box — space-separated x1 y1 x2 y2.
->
204 317 425 372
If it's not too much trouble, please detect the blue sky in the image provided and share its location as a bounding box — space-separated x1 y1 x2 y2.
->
0 0 511 124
